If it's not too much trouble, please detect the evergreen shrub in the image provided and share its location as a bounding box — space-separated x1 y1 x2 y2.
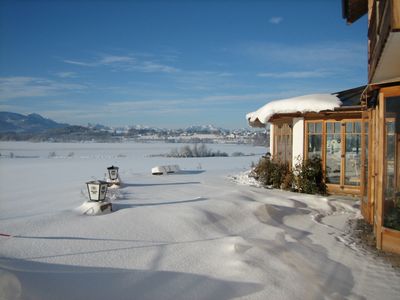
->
293 155 327 195
251 155 327 195
251 157 291 189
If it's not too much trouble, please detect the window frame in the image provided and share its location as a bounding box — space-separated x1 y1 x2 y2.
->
272 121 293 165
304 117 367 194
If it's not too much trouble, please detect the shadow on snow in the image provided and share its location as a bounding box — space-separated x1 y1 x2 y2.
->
0 258 263 300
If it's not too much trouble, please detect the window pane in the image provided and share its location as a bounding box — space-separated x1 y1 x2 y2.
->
383 96 400 230
274 123 292 164
345 133 361 186
315 122 322 133
308 134 322 159
385 122 395 197
346 122 353 133
387 122 395 134
334 122 341 133
308 123 314 133
327 122 332 133
355 121 361 133
363 122 369 202
326 133 341 184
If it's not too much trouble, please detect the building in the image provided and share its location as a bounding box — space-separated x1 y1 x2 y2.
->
247 0 400 253
342 0 400 253
247 86 367 196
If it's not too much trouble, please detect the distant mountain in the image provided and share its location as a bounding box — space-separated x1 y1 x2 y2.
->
185 125 227 134
0 111 268 145
0 112 69 133
87 123 112 131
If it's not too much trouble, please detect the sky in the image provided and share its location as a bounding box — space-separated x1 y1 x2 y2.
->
0 0 368 129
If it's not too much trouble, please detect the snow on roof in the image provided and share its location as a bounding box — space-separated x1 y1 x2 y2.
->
246 93 342 127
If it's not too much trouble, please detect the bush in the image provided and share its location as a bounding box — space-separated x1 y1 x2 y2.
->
282 172 294 191
168 144 228 158
232 152 245 157
251 155 327 195
251 157 291 189
384 208 400 230
384 198 400 230
294 156 327 195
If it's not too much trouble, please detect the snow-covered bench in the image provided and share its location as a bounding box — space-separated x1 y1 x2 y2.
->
151 165 181 175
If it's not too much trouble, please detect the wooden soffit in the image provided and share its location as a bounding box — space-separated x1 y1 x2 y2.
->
342 0 368 24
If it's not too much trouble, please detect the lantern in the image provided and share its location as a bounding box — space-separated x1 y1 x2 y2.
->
86 180 108 202
107 165 119 181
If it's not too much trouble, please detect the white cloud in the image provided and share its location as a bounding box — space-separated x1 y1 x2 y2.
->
237 41 366 68
269 17 283 24
99 55 135 64
0 76 86 100
108 92 282 112
55 72 77 78
63 59 95 67
138 61 180 73
217 72 234 77
257 70 331 79
63 53 180 74
109 99 186 111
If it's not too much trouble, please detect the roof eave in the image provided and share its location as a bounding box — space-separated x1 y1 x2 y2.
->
342 0 368 24
247 118 267 128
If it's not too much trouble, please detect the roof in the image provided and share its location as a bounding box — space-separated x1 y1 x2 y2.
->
334 85 366 106
342 0 368 24
246 85 366 128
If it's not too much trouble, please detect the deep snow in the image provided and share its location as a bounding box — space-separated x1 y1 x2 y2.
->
246 94 342 126
0 142 399 300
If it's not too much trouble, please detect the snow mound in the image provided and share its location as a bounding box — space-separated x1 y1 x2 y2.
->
228 170 262 187
77 201 112 215
107 183 121 189
151 165 181 175
247 94 342 126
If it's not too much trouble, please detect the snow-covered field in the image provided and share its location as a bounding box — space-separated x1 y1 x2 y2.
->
1 141 399 300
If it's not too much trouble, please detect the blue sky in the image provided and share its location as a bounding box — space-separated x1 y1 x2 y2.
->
0 0 367 129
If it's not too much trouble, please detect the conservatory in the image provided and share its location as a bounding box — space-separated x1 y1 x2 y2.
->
247 83 400 253
363 84 400 253
341 0 400 254
247 86 367 196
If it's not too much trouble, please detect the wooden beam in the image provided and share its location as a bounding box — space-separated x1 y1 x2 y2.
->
375 91 385 249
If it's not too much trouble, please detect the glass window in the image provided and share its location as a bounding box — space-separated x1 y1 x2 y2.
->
334 122 341 133
383 96 400 230
326 122 332 132
355 122 361 133
344 121 361 186
315 123 322 134
362 121 369 203
306 121 322 159
307 119 367 189
346 122 353 133
326 121 341 184
274 122 292 164
308 123 314 133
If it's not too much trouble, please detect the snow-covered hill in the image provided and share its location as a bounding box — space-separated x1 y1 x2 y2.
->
0 112 68 133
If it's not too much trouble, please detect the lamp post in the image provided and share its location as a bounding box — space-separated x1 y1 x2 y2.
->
107 165 120 186
86 180 109 202
79 180 112 215
84 180 112 214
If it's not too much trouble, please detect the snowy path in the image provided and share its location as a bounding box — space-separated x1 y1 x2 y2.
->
1 142 400 300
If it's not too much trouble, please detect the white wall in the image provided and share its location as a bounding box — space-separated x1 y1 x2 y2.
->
269 123 274 155
292 118 304 169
